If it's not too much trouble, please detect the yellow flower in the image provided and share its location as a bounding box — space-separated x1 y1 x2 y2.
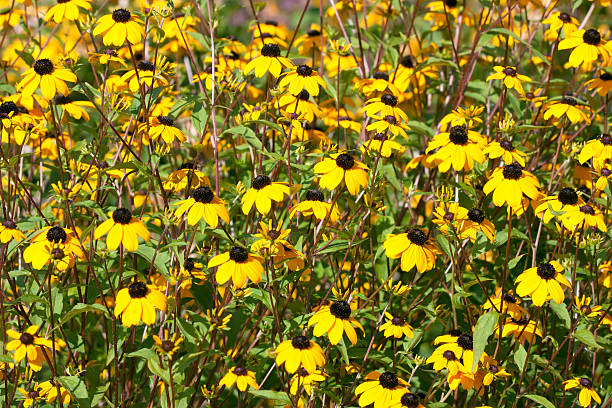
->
207 246 264 289
53 94 94 121
383 228 439 273
379 312 414 339
486 66 531 94
354 371 408 408
314 152 369 195
542 12 579 41
37 381 71 406
173 187 229 228
141 116 186 144
219 367 258 391
94 208 150 251
114 280 167 327
17 58 77 100
307 300 364 345
515 261 570 306
483 139 527 167
426 347 466 375
426 125 486 172
289 368 326 395
0 219 26 243
432 331 478 372
561 202 607 232
6 325 52 372
483 163 541 210
241 175 290 215
361 134 406 158
363 93 407 123
18 383 43 407
120 58 173 93
289 189 341 223
497 317 542 343
564 378 602 407
558 28 612 69
366 115 410 139
153 330 183 357
44 0 91 23
23 226 84 270
279 64 326 96
390 391 425 408
275 335 325 373
93 9 145 47
543 96 590 124
163 164 211 192
244 43 293 78
578 133 612 167
482 288 525 319
586 72 612 96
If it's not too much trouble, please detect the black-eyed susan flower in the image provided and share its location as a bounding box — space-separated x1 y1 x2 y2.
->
515 260 570 306
289 189 341 223
433 332 477 372
354 371 408 408
121 59 173 93
275 335 325 373
94 208 150 252
426 125 486 172
17 384 43 407
486 66 531 95
482 288 525 318
53 94 94 121
23 226 84 270
277 90 322 122
460 208 495 242
578 133 612 166
432 202 468 237
44 0 91 23
244 43 293 78
6 325 52 372
208 246 264 289
88 49 125 67
426 347 465 375
574 295 606 320
543 96 590 124
390 391 425 408
219 366 258 391
153 330 183 357
17 58 77 100
363 93 407 123
0 219 26 243
439 105 484 129
366 115 410 139
308 300 364 345
483 163 541 210
241 175 290 215
114 279 167 327
361 134 406 158
314 152 369 195
93 9 145 47
383 228 439 273
483 139 527 166
379 312 414 339
535 187 583 223
561 202 607 232
163 163 211 192
173 186 229 228
558 28 612 68
593 160 612 192
143 116 186 144
564 377 602 407
279 64 326 96
497 317 542 343
542 12 579 41
586 72 612 96
37 381 71 406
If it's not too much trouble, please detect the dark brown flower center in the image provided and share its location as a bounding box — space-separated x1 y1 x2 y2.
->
233 366 248 376
192 186 214 203
335 153 355 170
373 133 388 141
111 8 131 23
291 335 311 349
580 204 595 214
27 390 39 399
560 96 577 106
449 125 468 145
307 29 321 37
467 208 485 223
445 0 457 6
46 226 67 243
179 163 195 170
33 59 54 76
161 340 175 352
157 115 175 126
457 333 473 350
381 93 398 107
102 49 119 56
401 393 419 407
373 71 389 81
305 190 324 201
379 372 399 389
558 187 578 205
443 350 457 360
599 73 612 81
391 316 405 326
407 228 427 246
503 293 517 303
400 55 414 68
579 378 593 388
601 168 611 177
0 101 18 117
296 64 313 77
137 60 155 71
112 208 132 224
53 94 72 105
261 43 281 57
128 281 148 298
500 139 514 151
600 133 612 145
52 248 65 259
582 29 601 45
252 175 271 190
384 115 397 124
502 163 523 180
298 90 310 101
329 300 351 319
558 12 571 23
229 246 249 263
184 259 195 271
503 67 516 76
489 364 499 373
2 219 17 229
536 262 556 280
20 333 34 345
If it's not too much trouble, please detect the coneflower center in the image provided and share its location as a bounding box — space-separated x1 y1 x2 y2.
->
46 226 67 243
373 133 388 141
580 204 594 214
298 90 310 101
502 163 523 180
400 56 414 68
20 333 34 345
579 378 593 388
536 262 556 280
391 316 405 326
128 281 148 298
179 162 195 170
600 73 612 81
503 293 517 303
560 96 577 106
229 246 249 263
233 366 248 376
307 29 321 37
27 390 39 399
401 393 419 407
602 168 611 177
582 29 601 45
111 8 131 23
157 115 175 126
373 71 389 81
444 0 457 7
2 219 17 229
467 208 485 223
291 335 311 349
335 153 355 170
379 372 399 389
184 259 195 271
33 59 54 76
449 125 468 145
329 300 351 319
558 12 571 22
558 187 578 205
457 333 473 350
296 65 313 76
500 139 514 151
261 43 281 57
51 248 65 259
503 67 516 76
305 190 324 201
112 208 133 224
600 133 611 145
0 101 18 116
407 228 427 246
381 93 398 107
384 115 397 124
252 175 271 189
53 94 72 105
192 186 215 203
103 49 118 56
137 60 155 71
443 350 457 360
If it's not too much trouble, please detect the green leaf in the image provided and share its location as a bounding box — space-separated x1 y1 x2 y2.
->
471 311 498 371
57 376 89 408
514 343 527 371
60 303 109 325
222 125 260 149
573 328 602 349
549 301 571 329
523 394 556 408
249 389 291 404
337 337 350 365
